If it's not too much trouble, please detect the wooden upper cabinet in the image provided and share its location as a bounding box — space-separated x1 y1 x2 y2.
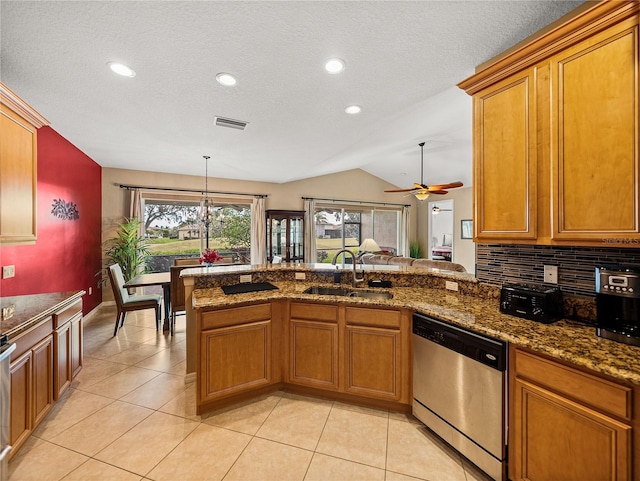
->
0 82 49 245
459 1 640 246
551 19 639 241
473 68 537 240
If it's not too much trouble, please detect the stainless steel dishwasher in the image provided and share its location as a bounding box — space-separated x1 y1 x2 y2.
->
412 313 507 481
0 337 16 481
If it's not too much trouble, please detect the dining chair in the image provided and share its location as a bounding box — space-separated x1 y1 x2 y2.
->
108 264 162 336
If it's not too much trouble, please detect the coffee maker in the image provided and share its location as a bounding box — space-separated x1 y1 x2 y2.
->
595 267 640 347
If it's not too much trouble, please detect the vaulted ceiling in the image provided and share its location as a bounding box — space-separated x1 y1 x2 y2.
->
1 1 583 188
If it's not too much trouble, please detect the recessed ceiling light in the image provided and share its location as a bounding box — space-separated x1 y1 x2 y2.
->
345 105 362 115
324 58 346 74
216 73 237 87
107 61 136 78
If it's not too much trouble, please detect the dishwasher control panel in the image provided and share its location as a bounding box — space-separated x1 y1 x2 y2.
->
412 313 506 371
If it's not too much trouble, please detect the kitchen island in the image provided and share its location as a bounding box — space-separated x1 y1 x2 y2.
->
183 263 640 481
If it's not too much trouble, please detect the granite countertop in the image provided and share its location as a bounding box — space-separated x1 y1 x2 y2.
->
0 291 85 339
192 280 640 385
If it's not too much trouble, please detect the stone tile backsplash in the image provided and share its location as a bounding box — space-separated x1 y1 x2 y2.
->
476 243 640 298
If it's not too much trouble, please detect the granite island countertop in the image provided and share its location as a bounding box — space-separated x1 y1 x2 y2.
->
191 280 640 385
0 291 85 339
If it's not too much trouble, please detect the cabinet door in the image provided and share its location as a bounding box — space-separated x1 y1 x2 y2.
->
54 322 72 400
345 325 401 401
289 319 339 390
0 104 38 244
473 67 538 240
551 20 639 241
70 314 83 378
200 320 271 403
9 351 32 457
32 335 54 426
512 378 631 481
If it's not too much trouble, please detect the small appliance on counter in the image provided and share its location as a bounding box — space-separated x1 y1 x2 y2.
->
500 283 563 324
595 266 640 347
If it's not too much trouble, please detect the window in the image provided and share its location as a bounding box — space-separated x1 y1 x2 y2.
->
314 205 403 263
141 194 252 271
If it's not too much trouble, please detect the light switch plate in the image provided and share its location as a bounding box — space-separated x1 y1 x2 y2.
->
544 265 558 284
295 272 306 280
2 265 15 279
239 274 252 283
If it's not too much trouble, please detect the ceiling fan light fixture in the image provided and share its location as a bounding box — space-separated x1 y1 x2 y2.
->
432 206 441 214
415 191 430 201
324 58 346 74
107 61 136 78
216 72 237 87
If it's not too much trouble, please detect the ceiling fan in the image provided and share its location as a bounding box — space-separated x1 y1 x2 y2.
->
385 142 463 201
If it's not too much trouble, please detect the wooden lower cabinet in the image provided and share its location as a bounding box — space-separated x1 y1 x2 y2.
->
197 303 276 410
288 302 339 390
70 313 83 378
9 297 84 458
289 319 339 390
9 350 32 455
509 347 632 481
345 325 401 401
54 312 83 400
286 302 410 404
32 335 54 426
10 333 54 457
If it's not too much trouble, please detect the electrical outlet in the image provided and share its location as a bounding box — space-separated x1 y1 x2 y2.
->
295 272 306 280
445 281 459 291
239 274 252 283
544 265 558 284
89 287 93 295
2 265 15 279
2 304 15 320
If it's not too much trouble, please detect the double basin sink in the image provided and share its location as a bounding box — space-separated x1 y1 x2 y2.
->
303 286 393 300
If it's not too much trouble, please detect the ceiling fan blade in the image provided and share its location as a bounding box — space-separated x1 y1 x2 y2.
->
427 181 463 190
428 190 449 195
384 187 419 193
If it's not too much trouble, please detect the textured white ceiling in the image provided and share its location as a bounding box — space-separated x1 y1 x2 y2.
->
1 1 583 188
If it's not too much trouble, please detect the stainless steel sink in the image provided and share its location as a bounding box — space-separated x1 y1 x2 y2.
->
347 291 393 299
303 286 393 299
303 286 351 296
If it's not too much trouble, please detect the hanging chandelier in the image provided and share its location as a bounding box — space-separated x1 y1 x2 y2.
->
200 155 213 229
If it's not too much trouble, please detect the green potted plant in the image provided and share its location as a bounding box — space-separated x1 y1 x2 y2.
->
98 217 150 285
409 241 424 259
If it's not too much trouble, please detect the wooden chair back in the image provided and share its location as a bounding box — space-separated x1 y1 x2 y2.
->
174 257 200 266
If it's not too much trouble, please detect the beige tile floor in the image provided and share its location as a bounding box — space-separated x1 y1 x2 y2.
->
8 304 493 481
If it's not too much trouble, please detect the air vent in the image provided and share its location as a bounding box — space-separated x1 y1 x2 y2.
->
214 116 248 130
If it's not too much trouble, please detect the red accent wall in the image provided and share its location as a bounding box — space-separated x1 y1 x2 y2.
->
0 126 102 314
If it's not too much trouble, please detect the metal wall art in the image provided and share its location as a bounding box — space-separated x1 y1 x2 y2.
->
51 198 79 220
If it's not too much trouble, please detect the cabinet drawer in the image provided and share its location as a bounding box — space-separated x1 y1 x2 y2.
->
345 307 401 328
202 303 271 330
513 348 632 420
290 302 337 322
11 317 52 360
52 300 82 329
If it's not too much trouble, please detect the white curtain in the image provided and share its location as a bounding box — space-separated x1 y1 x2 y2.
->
251 197 266 264
304 198 316 263
128 188 144 238
400 205 410 257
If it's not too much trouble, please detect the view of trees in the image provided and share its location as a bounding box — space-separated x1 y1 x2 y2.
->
143 201 251 256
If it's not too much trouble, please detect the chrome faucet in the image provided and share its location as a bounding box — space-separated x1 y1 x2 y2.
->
331 249 365 287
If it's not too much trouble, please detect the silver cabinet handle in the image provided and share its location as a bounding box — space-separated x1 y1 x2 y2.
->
0 445 12 461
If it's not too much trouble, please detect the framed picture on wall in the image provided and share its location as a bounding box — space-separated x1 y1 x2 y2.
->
461 219 473 239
